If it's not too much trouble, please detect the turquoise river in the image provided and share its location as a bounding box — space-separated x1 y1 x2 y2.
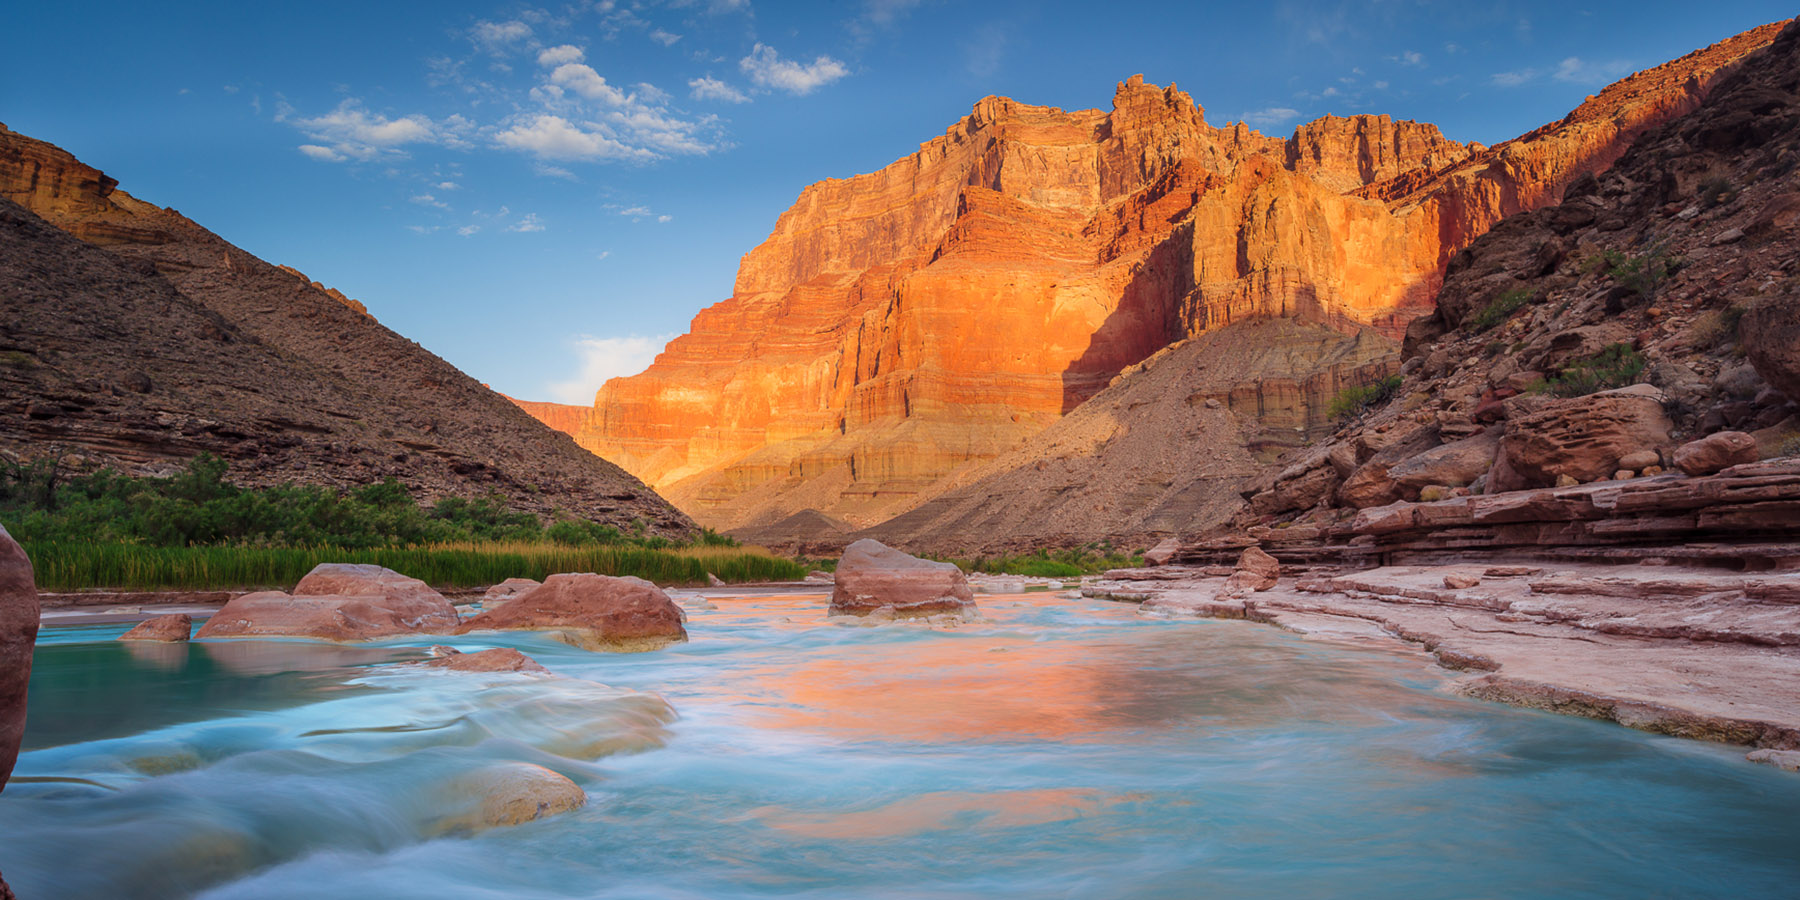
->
2 590 1797 899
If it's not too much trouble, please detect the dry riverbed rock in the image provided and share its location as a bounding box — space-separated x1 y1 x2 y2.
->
120 614 192 642
829 539 978 619
457 574 688 652
195 563 458 642
0 523 39 791
1673 431 1759 475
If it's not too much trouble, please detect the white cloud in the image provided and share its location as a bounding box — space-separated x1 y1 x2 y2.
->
436 181 460 190
291 100 446 161
649 28 681 46
537 44 586 67
689 76 749 103
546 334 674 404
534 163 577 179
1391 50 1424 67
410 193 449 209
550 63 631 105
1244 107 1301 129
657 214 673 223
494 115 654 161
457 224 481 236
298 144 346 162
618 205 654 216
739 44 849 95
1553 56 1635 86
508 213 545 232
406 224 440 234
1491 68 1538 87
472 20 533 53
596 250 611 260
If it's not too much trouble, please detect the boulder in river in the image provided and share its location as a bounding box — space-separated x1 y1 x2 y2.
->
419 646 548 674
431 762 585 835
829 539 978 619
0 523 39 791
196 563 458 641
457 574 688 652
481 578 541 606
120 613 193 642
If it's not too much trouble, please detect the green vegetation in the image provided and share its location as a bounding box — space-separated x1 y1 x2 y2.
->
946 543 1143 578
22 541 803 592
1772 432 1800 460
1690 303 1749 349
1529 343 1649 397
1328 374 1406 421
1697 175 1736 209
1591 246 1677 300
1470 287 1534 332
2 454 806 590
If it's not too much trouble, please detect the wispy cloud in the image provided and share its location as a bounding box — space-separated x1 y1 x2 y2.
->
507 212 545 232
472 19 533 54
689 76 749 103
1491 68 1538 87
740 44 849 95
546 334 674 404
495 115 655 162
1243 107 1302 129
648 28 681 46
289 100 463 162
409 193 449 209
1553 56 1635 85
536 44 585 67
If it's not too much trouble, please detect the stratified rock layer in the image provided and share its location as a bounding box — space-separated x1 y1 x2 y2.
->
580 24 1783 535
0 124 691 536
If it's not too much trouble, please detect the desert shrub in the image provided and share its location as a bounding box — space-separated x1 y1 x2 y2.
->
1329 374 1405 420
1772 432 1800 460
1596 247 1677 300
1697 175 1736 209
1690 303 1749 348
1530 343 1648 397
1470 287 1534 332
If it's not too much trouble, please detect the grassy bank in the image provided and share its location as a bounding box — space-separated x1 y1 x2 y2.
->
940 545 1144 579
24 541 807 592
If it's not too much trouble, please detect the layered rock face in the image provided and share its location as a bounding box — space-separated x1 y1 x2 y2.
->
0 125 691 535
579 23 1782 536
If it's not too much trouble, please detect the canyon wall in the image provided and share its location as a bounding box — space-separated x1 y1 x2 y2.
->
560 23 1782 536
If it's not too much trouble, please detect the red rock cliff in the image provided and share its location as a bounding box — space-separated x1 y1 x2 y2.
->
579 23 1783 532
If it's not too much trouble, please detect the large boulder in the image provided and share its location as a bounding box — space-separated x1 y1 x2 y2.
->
0 524 39 792
419 646 548 674
120 613 192 642
1223 546 1280 594
1673 431 1759 475
1387 429 1502 498
1489 386 1673 491
457 574 687 652
195 564 457 642
829 539 978 618
1742 294 1800 402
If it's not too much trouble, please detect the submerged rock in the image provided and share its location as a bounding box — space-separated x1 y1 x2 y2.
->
432 763 585 835
120 613 193 642
829 539 978 619
457 574 688 652
419 646 548 674
0 523 39 791
1746 748 1800 772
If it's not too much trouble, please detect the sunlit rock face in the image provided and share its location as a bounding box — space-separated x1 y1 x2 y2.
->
578 24 1781 533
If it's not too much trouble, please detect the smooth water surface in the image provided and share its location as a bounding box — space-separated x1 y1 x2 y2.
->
4 592 1797 899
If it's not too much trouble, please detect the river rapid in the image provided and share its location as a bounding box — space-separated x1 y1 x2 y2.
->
3 589 1797 899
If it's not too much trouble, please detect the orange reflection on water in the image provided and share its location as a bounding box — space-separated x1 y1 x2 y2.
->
745 788 1128 839
730 595 1159 743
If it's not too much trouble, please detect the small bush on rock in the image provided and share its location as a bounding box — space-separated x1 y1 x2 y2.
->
1329 374 1405 420
1470 287 1535 332
1530 343 1649 397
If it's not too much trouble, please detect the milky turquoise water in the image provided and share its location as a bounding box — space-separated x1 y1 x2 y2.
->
3 591 1797 900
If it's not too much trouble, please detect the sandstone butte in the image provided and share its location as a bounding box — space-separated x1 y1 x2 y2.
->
524 23 1782 538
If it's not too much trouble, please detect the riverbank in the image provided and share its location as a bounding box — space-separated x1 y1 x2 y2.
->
1086 561 1800 766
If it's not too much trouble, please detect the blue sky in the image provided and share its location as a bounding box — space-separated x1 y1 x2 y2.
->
4 1 1790 403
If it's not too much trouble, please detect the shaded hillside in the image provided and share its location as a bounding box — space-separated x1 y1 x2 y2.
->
0 126 691 535
844 320 1395 555
1219 17 1800 551
560 22 1784 535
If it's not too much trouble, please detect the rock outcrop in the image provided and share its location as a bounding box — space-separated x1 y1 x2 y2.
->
578 23 1783 537
457 574 688 651
195 565 458 641
432 762 585 834
481 578 541 606
0 524 37 790
829 539 978 619
0 124 691 536
119 613 192 642
506 397 591 437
